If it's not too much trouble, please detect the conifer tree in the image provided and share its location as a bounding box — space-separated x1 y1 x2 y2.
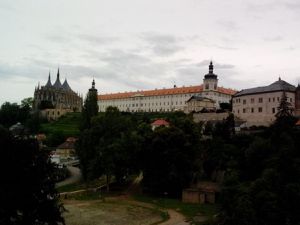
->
274 91 296 129
80 79 99 130
275 91 293 119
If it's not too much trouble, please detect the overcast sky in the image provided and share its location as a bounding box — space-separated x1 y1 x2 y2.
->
1 0 300 104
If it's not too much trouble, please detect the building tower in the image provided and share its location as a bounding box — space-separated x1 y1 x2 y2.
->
203 61 218 91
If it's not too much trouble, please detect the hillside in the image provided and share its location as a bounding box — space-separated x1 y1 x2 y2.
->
40 112 81 137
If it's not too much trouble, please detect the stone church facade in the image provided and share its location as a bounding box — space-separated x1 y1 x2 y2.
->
33 69 82 120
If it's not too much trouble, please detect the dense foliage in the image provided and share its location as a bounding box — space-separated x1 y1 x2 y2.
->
212 95 300 225
76 107 201 195
76 93 300 225
80 84 99 130
0 126 65 225
0 98 42 133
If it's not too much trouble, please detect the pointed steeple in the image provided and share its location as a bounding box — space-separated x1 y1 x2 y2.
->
62 78 72 91
53 68 62 88
45 71 52 87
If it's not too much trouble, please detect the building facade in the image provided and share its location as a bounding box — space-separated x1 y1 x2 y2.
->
98 62 236 112
185 96 216 113
232 78 300 127
33 69 83 118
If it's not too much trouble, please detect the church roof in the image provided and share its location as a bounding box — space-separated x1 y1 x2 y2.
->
45 73 52 87
98 85 236 100
53 68 62 89
62 79 72 91
234 78 296 97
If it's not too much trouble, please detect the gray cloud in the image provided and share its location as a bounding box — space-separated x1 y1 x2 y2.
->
45 34 71 43
0 2 16 11
77 34 119 45
140 32 185 56
196 60 235 69
285 2 300 11
263 36 284 42
218 20 239 31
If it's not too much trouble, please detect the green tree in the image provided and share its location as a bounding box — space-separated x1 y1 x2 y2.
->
76 106 140 190
21 97 34 109
0 102 30 128
0 126 65 225
80 79 98 130
142 125 200 197
276 91 293 118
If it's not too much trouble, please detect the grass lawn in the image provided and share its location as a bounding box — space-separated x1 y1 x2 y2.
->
134 195 219 225
40 112 81 137
64 200 164 225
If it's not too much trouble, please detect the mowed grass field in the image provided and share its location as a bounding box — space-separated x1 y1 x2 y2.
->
63 199 163 225
40 112 81 137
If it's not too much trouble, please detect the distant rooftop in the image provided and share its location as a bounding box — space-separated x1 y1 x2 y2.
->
234 78 296 97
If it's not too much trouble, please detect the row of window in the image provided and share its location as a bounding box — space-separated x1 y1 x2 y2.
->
234 107 277 114
234 96 293 104
100 101 185 109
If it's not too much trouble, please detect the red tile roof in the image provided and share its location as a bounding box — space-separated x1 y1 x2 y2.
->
151 119 170 126
98 85 237 100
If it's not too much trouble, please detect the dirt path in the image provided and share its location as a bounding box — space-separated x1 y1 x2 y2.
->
160 209 189 225
105 196 190 225
56 166 81 188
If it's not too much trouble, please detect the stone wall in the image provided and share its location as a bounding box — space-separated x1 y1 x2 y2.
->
41 108 73 121
193 112 229 123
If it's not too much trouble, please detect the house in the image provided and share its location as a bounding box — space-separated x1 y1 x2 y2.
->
151 119 170 130
184 96 215 113
56 137 77 159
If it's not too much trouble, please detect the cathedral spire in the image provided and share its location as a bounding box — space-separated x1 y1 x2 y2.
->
53 68 62 88
45 71 52 87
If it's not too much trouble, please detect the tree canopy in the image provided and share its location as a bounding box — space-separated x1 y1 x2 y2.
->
0 126 65 225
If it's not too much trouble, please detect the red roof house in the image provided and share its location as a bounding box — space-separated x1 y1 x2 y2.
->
151 119 170 130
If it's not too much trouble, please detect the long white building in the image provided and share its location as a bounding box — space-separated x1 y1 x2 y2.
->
98 62 236 112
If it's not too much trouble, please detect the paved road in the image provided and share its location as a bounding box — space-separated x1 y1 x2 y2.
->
56 166 81 188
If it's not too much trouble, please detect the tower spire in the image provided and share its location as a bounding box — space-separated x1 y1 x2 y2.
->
53 68 62 88
209 61 214 74
92 78 95 89
45 70 52 87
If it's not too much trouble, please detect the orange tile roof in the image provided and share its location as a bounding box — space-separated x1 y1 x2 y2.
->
98 85 237 100
151 119 170 126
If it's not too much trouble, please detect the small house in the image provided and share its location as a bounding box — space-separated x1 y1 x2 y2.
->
151 119 170 130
